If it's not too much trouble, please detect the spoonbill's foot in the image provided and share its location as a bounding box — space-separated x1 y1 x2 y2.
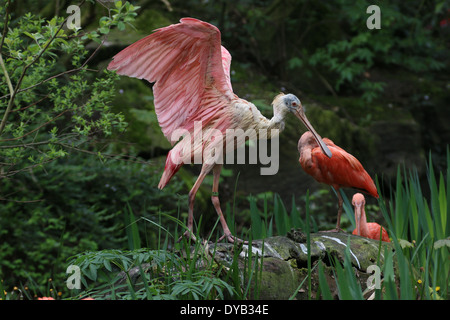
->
177 229 197 243
217 232 248 244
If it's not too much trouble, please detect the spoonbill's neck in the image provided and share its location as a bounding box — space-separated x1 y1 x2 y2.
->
266 101 288 132
247 102 287 139
268 113 286 131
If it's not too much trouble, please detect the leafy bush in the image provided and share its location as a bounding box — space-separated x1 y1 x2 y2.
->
304 1 446 102
215 0 447 104
66 238 235 300
0 0 188 297
0 0 138 179
0 152 185 297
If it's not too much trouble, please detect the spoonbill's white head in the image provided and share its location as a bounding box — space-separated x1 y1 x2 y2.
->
273 93 332 158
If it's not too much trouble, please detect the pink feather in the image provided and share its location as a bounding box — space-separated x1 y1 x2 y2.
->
108 18 234 144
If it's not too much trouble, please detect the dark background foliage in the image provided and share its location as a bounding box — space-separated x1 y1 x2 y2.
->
0 0 448 297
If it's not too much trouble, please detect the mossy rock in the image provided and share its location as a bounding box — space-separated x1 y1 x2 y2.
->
112 230 395 300
208 230 394 300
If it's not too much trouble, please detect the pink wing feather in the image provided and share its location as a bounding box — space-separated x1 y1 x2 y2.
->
220 46 232 91
107 18 234 143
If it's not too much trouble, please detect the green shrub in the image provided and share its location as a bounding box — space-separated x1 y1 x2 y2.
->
0 152 185 297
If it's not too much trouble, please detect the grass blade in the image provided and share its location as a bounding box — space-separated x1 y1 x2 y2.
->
124 203 141 250
317 261 333 300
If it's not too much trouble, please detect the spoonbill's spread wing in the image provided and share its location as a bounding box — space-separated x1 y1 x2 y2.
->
220 46 232 92
107 18 235 142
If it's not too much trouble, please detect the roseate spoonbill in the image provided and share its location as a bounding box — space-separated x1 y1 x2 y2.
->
107 18 332 243
298 132 378 232
352 193 390 242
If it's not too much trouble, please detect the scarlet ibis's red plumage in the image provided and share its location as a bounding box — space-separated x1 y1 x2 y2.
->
298 132 378 231
352 193 390 242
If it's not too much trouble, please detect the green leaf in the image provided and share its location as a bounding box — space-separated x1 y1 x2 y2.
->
103 259 112 272
318 261 333 300
87 264 98 281
99 26 110 34
288 57 303 69
23 31 35 40
125 204 141 251
398 238 414 249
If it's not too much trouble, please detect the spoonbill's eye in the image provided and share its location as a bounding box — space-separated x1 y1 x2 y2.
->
292 102 298 107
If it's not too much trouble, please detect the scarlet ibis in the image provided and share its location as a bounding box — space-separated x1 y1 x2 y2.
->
298 132 378 232
352 193 390 242
107 18 332 243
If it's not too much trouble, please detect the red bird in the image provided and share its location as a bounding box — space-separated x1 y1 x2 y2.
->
352 193 390 242
298 132 379 232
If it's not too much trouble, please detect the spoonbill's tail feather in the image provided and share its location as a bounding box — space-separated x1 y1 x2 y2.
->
158 151 182 189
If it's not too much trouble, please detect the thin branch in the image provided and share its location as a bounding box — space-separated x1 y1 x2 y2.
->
0 77 16 135
0 157 60 178
12 95 49 113
0 132 77 149
0 140 55 149
0 67 98 101
58 142 152 165
0 17 69 135
0 0 11 54
0 139 151 165
0 54 14 96
0 0 13 96
0 0 87 135
0 33 104 101
0 0 14 133
0 110 68 142
0 197 44 203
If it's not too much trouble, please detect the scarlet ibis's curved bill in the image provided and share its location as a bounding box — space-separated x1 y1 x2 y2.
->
294 109 332 158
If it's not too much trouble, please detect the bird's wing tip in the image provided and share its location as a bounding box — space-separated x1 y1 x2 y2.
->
106 60 116 71
179 17 220 34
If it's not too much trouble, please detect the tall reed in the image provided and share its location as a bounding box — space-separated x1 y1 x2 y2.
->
318 148 449 300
